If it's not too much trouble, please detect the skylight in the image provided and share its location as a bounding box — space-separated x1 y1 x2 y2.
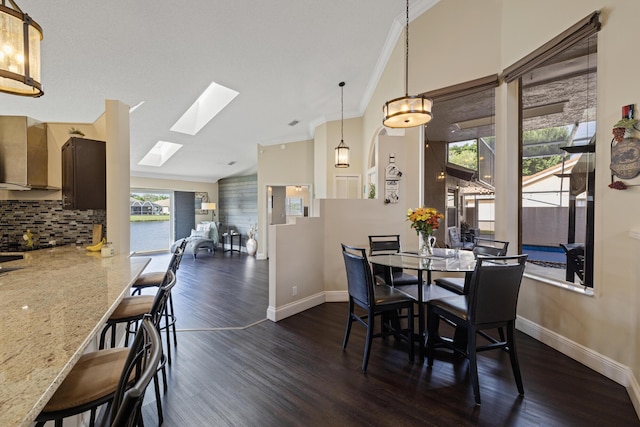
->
170 82 239 135
138 141 183 167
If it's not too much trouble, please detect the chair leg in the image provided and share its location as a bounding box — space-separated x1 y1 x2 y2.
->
507 322 524 395
468 325 481 405
342 299 354 349
407 304 415 362
362 310 374 373
169 292 178 347
426 308 439 367
164 303 172 365
153 370 164 426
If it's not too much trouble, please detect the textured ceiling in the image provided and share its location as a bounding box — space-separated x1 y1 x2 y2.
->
0 0 439 183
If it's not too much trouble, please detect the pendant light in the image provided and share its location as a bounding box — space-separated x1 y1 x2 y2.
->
382 0 431 128
334 81 350 168
0 0 43 97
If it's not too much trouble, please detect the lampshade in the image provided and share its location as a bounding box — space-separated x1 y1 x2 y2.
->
0 0 43 97
335 140 349 168
334 81 350 168
201 202 216 210
383 95 433 128
382 0 432 128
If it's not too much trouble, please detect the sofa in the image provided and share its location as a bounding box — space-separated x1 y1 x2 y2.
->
170 221 221 258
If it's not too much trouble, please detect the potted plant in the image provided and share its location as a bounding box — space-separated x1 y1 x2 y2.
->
69 127 85 137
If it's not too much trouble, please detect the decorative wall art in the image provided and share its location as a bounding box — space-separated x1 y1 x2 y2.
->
610 104 640 189
195 192 209 214
384 153 403 204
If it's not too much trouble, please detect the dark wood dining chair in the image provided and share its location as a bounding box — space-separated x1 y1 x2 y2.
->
368 234 420 286
435 237 509 295
427 254 528 405
341 244 415 373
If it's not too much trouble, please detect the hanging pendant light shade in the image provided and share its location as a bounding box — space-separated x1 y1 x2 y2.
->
335 81 350 168
0 0 43 97
382 0 431 128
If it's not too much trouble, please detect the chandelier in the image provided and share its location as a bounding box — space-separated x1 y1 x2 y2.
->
382 0 431 128
0 0 43 97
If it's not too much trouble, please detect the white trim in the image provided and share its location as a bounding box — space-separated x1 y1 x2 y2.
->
516 315 629 385
324 290 348 302
628 367 640 420
266 292 325 322
523 272 594 296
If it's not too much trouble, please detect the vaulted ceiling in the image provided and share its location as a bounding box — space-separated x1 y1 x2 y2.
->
0 0 437 183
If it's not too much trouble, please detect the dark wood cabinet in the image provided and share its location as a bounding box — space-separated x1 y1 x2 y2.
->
62 137 106 210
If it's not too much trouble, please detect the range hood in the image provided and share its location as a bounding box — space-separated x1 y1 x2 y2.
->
0 116 58 190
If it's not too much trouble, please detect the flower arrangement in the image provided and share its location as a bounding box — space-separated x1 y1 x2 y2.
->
406 207 444 235
247 223 257 240
69 127 85 137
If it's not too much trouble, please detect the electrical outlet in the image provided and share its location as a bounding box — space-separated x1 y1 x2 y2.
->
292 286 297 296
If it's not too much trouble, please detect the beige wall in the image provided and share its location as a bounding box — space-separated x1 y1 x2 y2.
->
266 0 640 414
257 139 314 259
495 2 640 410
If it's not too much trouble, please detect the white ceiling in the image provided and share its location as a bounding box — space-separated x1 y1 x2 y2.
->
0 0 436 183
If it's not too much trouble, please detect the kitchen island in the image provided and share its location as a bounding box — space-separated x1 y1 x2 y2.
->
0 245 150 427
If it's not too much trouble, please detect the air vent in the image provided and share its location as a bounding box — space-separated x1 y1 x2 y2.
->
288 120 299 127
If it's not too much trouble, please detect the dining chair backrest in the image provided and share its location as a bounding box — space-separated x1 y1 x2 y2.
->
341 244 374 307
109 316 163 427
447 227 461 247
467 255 527 325
368 235 402 255
473 238 509 256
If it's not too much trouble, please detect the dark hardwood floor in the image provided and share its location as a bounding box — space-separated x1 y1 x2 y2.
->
137 250 639 426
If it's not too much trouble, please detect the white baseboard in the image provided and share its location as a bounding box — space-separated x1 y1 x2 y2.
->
517 316 640 420
324 290 348 302
628 367 640 420
516 315 630 386
267 292 325 322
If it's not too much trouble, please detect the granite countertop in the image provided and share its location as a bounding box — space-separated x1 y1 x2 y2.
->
0 245 150 427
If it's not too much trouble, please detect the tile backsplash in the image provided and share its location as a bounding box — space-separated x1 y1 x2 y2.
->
0 200 106 251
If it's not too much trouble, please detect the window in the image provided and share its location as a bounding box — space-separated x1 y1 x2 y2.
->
130 190 172 253
424 80 497 239
519 33 597 287
286 197 303 216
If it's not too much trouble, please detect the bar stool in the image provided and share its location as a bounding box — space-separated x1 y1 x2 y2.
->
35 316 162 427
99 269 176 426
131 239 187 361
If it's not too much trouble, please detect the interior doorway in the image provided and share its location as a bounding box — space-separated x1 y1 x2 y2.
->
265 185 311 258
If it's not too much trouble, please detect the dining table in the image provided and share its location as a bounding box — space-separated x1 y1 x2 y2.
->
369 248 476 359
0 245 150 427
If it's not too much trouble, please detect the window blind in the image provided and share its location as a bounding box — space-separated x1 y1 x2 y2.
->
501 11 600 83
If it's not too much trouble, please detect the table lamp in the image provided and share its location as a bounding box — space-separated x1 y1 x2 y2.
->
202 202 216 221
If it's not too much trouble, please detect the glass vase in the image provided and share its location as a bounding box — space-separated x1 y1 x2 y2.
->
420 231 435 256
